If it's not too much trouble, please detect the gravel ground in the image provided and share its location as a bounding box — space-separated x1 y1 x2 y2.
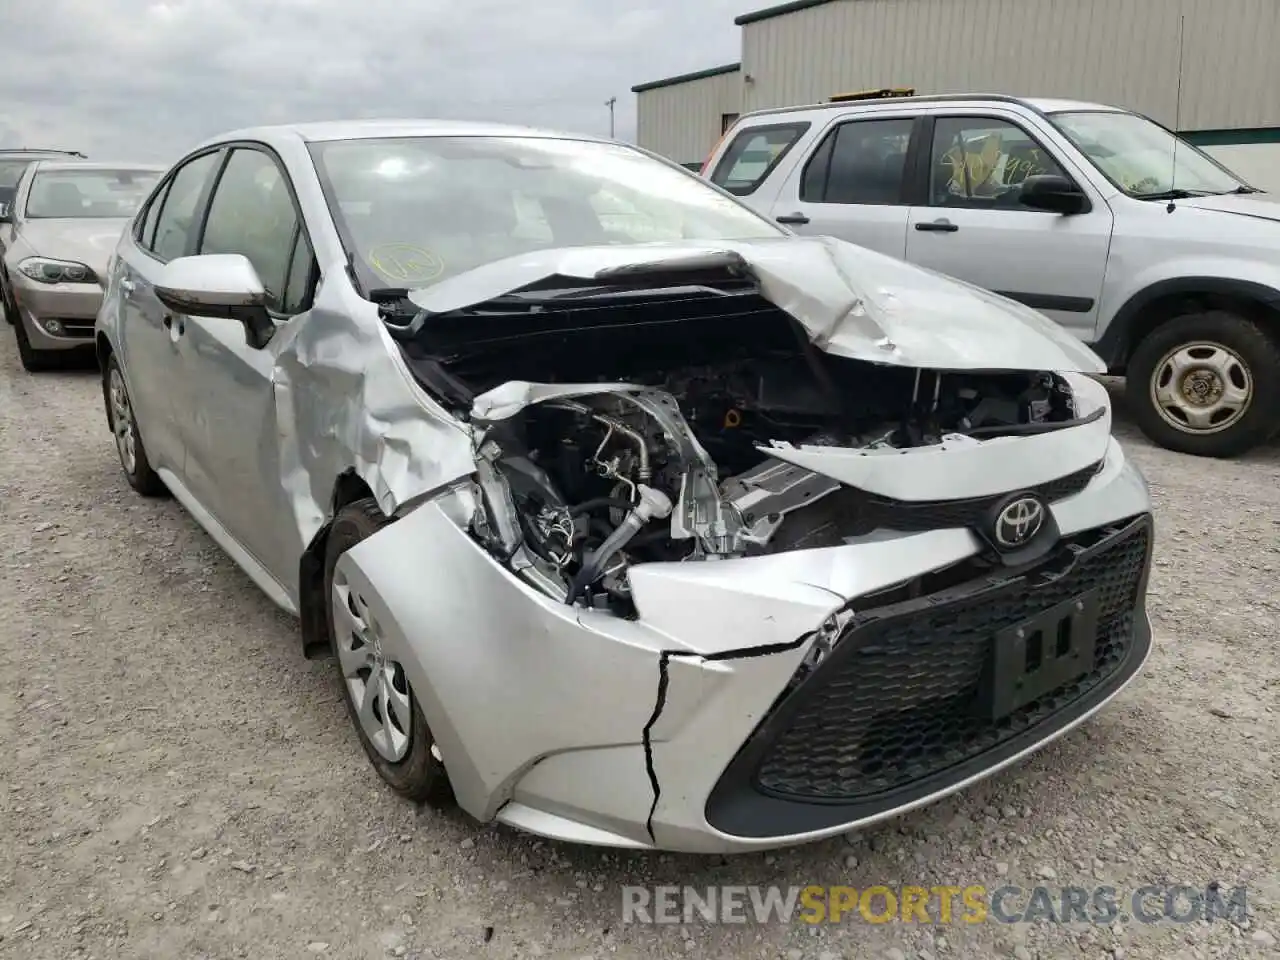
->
0 330 1277 960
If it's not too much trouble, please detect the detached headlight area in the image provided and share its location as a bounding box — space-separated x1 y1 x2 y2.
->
18 257 99 285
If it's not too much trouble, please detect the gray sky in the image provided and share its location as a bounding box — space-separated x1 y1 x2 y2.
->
0 0 747 162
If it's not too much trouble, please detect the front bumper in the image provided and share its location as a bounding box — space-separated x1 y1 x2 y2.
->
11 275 103 350
336 436 1154 854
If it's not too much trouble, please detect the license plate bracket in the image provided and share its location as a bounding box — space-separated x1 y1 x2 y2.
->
981 589 1101 721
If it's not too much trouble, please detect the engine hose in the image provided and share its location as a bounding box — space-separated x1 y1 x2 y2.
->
566 484 674 604
569 496 636 518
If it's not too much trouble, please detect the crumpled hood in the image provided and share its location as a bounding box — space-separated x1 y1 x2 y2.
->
407 235 1106 374
1173 191 1280 224
15 218 130 280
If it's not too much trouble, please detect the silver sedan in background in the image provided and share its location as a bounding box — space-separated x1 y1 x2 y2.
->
2 160 163 370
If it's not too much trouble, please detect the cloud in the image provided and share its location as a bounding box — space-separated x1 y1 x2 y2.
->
0 0 745 163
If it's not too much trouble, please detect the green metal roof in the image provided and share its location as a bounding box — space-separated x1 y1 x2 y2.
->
735 0 839 27
631 63 741 94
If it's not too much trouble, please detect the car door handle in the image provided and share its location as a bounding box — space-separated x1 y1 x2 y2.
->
776 212 810 225
915 220 959 233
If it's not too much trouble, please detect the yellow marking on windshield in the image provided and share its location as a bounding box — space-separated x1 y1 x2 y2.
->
368 244 444 284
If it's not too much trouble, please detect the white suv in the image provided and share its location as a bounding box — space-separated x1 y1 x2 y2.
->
703 93 1280 458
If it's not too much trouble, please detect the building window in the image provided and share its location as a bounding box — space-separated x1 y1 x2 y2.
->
800 117 915 205
721 113 740 134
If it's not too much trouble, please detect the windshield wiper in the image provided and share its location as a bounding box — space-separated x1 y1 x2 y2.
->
1132 188 1209 201
1228 184 1263 194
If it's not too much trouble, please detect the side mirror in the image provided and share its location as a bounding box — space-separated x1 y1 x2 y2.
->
153 253 274 349
1019 174 1089 214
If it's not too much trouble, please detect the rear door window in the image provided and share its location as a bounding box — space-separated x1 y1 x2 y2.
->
800 117 915 205
708 122 809 196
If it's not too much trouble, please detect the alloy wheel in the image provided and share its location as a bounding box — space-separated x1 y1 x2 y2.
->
108 367 138 474
331 569 415 763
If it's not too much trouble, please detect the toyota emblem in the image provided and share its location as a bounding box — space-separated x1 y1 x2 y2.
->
993 496 1046 548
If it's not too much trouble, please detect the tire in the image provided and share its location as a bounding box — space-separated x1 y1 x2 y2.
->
12 309 54 372
323 498 454 806
1126 309 1280 458
103 355 167 496
1 275 15 326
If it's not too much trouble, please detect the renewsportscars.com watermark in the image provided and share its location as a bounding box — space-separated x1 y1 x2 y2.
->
622 884 1248 926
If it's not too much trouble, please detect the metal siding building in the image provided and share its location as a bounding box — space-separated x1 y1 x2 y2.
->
633 0 1280 182
632 64 744 170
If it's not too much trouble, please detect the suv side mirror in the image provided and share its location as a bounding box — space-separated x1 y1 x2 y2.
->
153 253 275 349
1019 174 1088 214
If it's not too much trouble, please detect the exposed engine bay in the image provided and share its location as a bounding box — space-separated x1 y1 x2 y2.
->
467 360 1079 615
392 273 1089 614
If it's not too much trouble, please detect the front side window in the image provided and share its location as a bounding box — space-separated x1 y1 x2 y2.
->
928 117 1069 208
708 123 809 195
801 117 914 204
199 148 303 311
24 168 161 219
1050 110 1248 197
309 135 781 294
151 151 220 260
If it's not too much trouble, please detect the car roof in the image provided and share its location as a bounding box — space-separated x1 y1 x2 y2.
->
735 93 1128 123
0 148 86 158
1022 97 1125 114
194 118 611 152
27 160 165 174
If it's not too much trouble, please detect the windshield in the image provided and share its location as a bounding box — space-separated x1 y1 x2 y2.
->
308 135 781 292
1049 111 1248 197
25 169 161 219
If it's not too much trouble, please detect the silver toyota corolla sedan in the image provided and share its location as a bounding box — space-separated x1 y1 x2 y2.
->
2 160 163 369
95 120 1154 853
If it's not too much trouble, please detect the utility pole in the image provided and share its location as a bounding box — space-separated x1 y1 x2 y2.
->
605 97 617 139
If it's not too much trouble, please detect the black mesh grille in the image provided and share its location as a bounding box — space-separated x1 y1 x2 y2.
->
861 461 1100 533
750 519 1150 803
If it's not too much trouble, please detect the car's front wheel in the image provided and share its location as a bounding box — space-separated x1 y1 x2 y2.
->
323 498 454 805
1127 309 1280 458
1 274 16 326
103 355 166 495
12 308 55 372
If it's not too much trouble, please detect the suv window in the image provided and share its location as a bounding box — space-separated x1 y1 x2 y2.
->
0 160 32 189
929 117 1068 208
709 122 809 196
151 152 220 260
800 117 914 205
199 148 309 312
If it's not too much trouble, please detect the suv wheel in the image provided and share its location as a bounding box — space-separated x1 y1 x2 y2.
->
1127 310 1280 458
323 498 454 806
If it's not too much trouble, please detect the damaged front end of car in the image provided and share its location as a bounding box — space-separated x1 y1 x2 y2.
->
334 237 1154 852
